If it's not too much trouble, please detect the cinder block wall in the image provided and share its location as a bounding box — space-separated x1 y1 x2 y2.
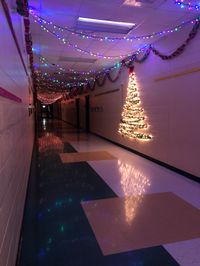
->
0 2 34 265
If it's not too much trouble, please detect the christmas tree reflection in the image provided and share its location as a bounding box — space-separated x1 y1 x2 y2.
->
118 160 150 225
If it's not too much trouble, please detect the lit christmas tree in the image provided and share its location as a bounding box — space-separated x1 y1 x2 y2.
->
118 68 152 141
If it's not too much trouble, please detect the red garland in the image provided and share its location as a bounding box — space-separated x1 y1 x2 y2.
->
16 1 35 87
87 81 96 91
106 66 122 83
16 1 200 100
151 20 200 60
16 0 28 17
96 75 107 86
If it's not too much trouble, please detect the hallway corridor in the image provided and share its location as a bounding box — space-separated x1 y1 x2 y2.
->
1 1 200 265
17 119 200 266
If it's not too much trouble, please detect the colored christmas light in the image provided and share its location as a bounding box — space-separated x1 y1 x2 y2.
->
32 17 199 96
174 0 200 11
38 55 96 79
30 14 133 60
118 72 152 141
29 9 199 42
37 91 65 104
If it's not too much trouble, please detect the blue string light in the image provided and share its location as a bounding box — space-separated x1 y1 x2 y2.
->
175 0 200 10
29 9 199 42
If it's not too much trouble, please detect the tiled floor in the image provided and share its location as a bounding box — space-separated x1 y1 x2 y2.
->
17 119 200 266
82 192 200 255
60 151 117 163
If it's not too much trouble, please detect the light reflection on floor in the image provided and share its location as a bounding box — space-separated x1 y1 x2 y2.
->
17 119 200 266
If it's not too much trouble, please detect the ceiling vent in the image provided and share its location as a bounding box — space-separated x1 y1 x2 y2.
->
76 17 136 34
59 56 97 64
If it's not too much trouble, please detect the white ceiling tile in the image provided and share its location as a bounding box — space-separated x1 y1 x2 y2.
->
29 0 199 81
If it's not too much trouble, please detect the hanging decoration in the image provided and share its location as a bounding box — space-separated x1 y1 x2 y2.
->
37 91 65 104
35 69 89 90
30 20 134 60
34 14 199 98
16 0 28 16
38 55 95 83
16 0 35 86
118 68 152 141
151 19 200 60
29 9 198 43
174 0 200 11
17 1 200 100
33 16 200 90
33 16 200 102
30 11 200 60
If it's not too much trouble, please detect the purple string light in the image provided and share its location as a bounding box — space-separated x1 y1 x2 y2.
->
29 9 199 42
175 0 200 10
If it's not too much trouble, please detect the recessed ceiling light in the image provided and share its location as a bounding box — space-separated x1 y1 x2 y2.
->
123 0 142 7
123 0 156 6
77 17 136 34
77 17 135 28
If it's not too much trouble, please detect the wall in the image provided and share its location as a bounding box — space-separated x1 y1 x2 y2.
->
61 99 77 127
0 2 34 266
61 97 88 130
89 24 200 178
79 97 86 130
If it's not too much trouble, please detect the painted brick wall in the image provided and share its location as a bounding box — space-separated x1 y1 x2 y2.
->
0 2 34 265
88 24 200 177
61 100 77 127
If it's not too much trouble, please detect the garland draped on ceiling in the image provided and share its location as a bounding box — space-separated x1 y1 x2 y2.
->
67 19 200 98
16 0 200 102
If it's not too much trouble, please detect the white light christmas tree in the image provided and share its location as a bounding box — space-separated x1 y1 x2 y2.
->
118 69 152 141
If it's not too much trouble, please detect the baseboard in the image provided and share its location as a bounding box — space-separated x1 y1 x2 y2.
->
60 119 199 183
92 132 200 184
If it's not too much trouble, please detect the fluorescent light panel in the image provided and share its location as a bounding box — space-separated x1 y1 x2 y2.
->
77 17 136 34
78 17 135 28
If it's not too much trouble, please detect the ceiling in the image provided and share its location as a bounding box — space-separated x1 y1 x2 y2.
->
28 0 199 84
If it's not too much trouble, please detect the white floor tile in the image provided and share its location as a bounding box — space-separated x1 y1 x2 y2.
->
164 238 200 266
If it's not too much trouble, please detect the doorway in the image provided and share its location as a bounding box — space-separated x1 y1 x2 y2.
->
85 95 90 132
41 104 53 119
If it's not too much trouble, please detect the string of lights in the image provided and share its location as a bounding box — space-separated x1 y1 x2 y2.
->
38 55 96 79
174 0 200 10
37 91 65 104
29 9 199 42
35 70 89 90
34 17 200 95
34 47 149 79
38 56 96 83
31 16 134 60
118 71 152 141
